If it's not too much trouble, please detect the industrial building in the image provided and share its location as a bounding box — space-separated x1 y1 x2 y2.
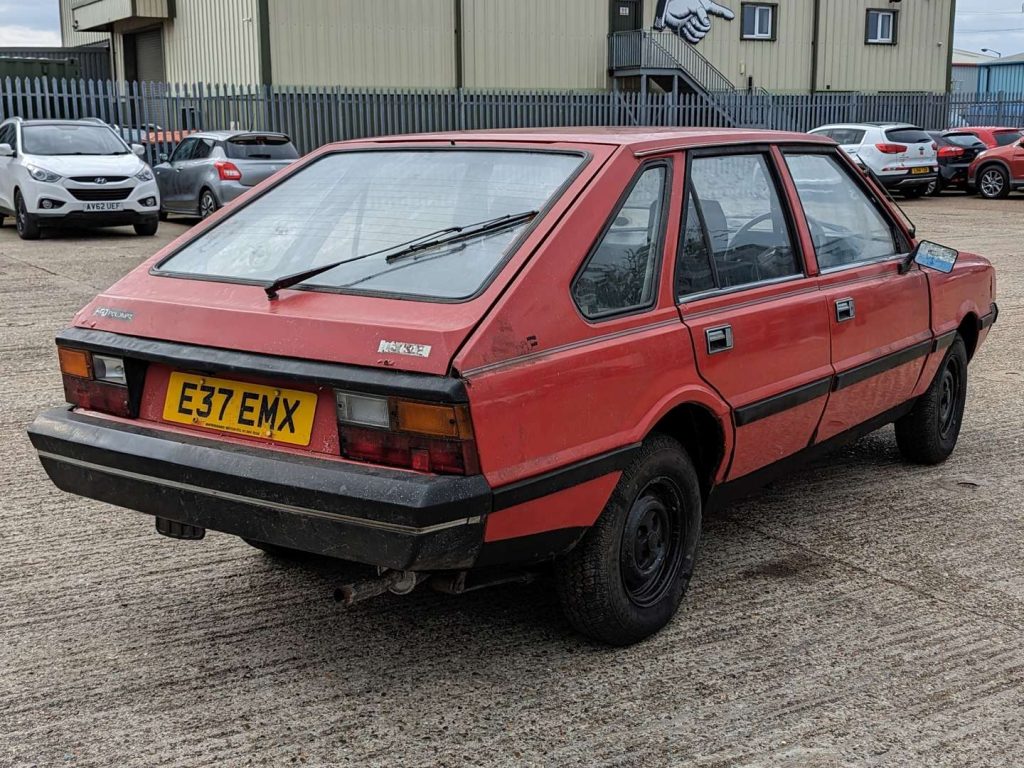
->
61 0 956 95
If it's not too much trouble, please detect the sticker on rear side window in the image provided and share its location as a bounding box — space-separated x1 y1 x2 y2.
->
378 340 432 358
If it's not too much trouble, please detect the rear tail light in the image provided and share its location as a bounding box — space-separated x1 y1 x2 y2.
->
875 143 908 154
214 160 242 181
58 347 133 417
335 391 479 475
938 146 966 159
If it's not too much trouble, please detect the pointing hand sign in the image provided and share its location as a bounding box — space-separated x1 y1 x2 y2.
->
658 0 735 44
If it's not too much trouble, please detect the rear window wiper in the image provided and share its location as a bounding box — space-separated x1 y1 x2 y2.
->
262 210 537 300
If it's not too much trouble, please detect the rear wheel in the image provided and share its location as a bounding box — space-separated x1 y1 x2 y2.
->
199 189 218 220
555 435 702 646
15 192 40 240
978 165 1010 199
926 178 944 196
895 336 968 465
134 219 159 236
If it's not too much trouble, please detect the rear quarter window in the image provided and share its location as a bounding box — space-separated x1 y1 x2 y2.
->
885 128 931 144
994 131 1023 147
944 134 987 149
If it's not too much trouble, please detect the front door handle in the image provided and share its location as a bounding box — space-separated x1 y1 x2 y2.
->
835 298 856 323
706 325 734 354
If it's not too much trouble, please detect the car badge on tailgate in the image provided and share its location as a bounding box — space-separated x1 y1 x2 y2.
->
378 340 432 358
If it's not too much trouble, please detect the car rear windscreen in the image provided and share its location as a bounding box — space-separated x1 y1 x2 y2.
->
945 134 987 148
156 149 585 301
994 131 1023 147
225 136 300 160
885 128 931 144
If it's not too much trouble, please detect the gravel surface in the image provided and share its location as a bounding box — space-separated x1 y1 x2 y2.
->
1 198 1021 768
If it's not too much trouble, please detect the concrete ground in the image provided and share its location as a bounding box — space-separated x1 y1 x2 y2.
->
1 197 1020 768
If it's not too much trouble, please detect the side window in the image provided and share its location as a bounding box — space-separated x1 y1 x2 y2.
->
676 196 716 296
170 138 196 163
831 128 865 146
572 164 668 319
785 153 898 271
678 153 801 294
192 138 214 160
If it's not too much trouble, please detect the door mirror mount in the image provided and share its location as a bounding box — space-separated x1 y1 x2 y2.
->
899 240 959 275
131 143 146 157
0 143 14 157
158 152 169 163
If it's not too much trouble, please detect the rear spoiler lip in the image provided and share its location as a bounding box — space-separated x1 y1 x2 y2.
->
227 133 292 142
57 327 468 403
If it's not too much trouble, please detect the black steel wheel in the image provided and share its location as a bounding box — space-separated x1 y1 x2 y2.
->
199 189 218 220
978 165 1010 199
15 191 40 240
896 335 969 465
555 434 702 646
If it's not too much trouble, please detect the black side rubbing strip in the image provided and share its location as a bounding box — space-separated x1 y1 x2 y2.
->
833 340 933 392
734 377 832 427
980 303 998 330
933 331 957 353
492 444 641 511
56 327 467 403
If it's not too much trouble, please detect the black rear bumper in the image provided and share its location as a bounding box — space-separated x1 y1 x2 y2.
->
28 408 490 571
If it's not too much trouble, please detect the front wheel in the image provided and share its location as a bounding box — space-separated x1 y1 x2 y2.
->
134 219 159 236
15 192 40 240
895 336 968 465
555 435 702 646
977 166 1010 199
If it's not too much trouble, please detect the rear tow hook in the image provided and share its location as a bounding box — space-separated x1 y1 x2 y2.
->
334 570 428 607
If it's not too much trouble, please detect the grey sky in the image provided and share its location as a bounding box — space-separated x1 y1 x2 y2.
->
2 1 1024 58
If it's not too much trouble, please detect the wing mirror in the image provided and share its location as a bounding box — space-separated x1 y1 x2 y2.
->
0 143 14 157
131 143 146 157
900 240 959 275
158 152 169 163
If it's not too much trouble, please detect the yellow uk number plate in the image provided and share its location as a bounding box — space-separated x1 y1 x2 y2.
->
911 167 931 175
163 372 318 446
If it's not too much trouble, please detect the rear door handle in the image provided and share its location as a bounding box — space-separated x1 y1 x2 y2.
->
706 325 734 354
835 298 856 322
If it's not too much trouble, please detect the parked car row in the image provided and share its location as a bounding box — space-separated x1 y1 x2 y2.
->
810 121 1024 201
0 117 300 239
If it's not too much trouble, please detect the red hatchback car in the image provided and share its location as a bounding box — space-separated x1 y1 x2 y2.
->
29 128 997 645
967 133 1024 199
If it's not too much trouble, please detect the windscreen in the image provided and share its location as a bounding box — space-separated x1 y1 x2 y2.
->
225 136 300 160
158 150 584 300
885 128 931 144
23 124 129 156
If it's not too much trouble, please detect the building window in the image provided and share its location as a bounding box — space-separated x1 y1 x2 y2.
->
866 10 897 45
741 4 776 41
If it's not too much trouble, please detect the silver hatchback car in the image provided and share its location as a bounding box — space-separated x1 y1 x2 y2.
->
154 131 299 219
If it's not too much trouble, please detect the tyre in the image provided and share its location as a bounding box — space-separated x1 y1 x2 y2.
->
199 189 219 220
977 165 1010 199
0 213 5 227
15 191 41 240
158 210 169 222
895 335 968 465
134 219 159 236
555 434 702 646
926 179 944 197
902 186 927 199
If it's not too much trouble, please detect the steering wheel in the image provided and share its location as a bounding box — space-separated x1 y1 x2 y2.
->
724 212 789 282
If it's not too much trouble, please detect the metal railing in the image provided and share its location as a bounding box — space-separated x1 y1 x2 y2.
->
1 77 1019 162
609 30 736 94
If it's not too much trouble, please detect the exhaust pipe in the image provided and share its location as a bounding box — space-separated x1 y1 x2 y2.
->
334 570 427 607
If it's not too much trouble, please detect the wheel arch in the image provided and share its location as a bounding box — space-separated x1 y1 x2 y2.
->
958 312 980 360
976 159 1011 185
646 399 730 502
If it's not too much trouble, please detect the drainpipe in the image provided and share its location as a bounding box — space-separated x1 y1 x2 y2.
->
945 0 956 93
810 0 821 92
454 0 464 89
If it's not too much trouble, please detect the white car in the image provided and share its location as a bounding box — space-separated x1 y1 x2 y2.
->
808 122 939 198
0 117 161 240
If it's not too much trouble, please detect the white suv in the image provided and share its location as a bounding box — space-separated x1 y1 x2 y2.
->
0 117 161 240
809 122 939 198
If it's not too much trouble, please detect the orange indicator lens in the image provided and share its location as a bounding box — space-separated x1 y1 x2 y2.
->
58 348 92 379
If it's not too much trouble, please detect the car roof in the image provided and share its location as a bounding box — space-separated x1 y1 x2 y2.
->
953 126 1021 132
359 127 833 154
8 118 112 127
814 122 919 130
190 130 291 141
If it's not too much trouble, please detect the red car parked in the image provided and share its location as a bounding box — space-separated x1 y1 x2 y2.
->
967 133 1024 199
949 126 1023 149
28 129 997 645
